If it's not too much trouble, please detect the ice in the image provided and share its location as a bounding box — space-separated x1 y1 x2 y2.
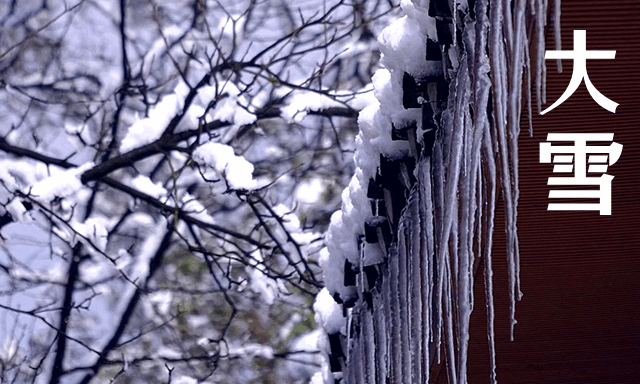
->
362 243 384 266
553 0 563 72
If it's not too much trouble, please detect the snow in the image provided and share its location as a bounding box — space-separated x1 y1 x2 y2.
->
309 372 325 384
313 288 345 335
128 219 169 284
207 82 256 127
180 193 214 224
296 178 325 205
0 337 18 364
0 159 44 192
120 94 183 153
131 175 168 200
5 198 30 223
146 290 173 317
229 343 274 359
399 0 437 38
281 91 343 123
173 377 198 384
30 162 94 203
347 84 378 111
246 250 280 305
291 328 321 353
378 16 428 77
72 217 109 253
192 141 258 190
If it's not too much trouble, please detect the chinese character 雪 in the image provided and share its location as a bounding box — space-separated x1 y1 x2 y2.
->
540 133 622 215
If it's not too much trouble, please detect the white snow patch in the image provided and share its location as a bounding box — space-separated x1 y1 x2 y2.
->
180 193 214 224
147 290 173 316
229 343 274 359
72 216 109 253
296 178 325 205
309 371 325 384
120 94 183 153
313 288 345 335
30 162 94 203
246 250 279 305
378 16 428 76
348 83 378 111
194 82 256 128
131 175 167 200
192 142 257 190
291 329 322 352
5 198 31 223
129 220 168 283
173 377 198 384
281 91 343 123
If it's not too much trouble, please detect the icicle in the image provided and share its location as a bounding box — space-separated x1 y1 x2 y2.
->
437 59 468 307
418 157 435 384
444 257 458 384
535 0 547 111
372 287 387 383
492 0 522 341
482 122 498 384
502 0 515 56
510 0 527 309
455 70 474 384
406 187 424 382
388 245 402 382
553 0 562 72
432 135 445 366
382 253 393 381
433 59 469 380
364 310 376 384
470 0 493 324
383 188 394 225
397 221 411 381
525 34 534 137
510 0 527 189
